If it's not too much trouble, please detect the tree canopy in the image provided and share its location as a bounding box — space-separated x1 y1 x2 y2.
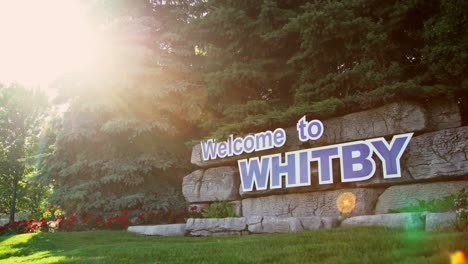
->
30 0 467 216
179 0 467 138
0 84 49 222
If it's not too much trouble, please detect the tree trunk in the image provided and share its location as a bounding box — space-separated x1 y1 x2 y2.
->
9 175 18 223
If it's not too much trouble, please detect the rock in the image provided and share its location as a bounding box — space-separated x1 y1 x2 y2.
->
191 101 461 168
127 224 186 236
425 212 457 231
312 102 426 147
341 213 424 230
182 170 204 203
247 215 334 233
261 216 303 233
298 216 323 230
242 188 384 218
312 101 461 147
427 100 462 131
185 217 247 236
355 126 468 187
321 217 339 229
182 167 240 203
403 127 468 181
375 181 468 214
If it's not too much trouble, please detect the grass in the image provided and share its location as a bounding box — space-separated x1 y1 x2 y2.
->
0 227 466 264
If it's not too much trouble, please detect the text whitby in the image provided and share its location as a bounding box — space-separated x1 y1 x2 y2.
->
200 116 413 192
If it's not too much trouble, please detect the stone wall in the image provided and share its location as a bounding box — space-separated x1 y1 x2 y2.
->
182 100 467 220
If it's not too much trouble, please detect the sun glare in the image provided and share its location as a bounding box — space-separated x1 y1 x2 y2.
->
0 0 99 88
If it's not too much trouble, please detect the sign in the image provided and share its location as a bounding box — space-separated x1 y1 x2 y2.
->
201 116 412 192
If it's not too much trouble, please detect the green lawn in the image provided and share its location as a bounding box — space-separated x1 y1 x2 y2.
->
0 227 466 264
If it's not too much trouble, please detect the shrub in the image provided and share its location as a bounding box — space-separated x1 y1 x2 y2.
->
454 190 467 232
201 202 237 218
135 206 203 225
388 193 460 213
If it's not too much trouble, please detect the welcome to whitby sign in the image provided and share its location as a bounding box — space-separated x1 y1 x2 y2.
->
200 116 413 193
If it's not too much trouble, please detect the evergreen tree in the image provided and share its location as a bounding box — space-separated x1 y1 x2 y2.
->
183 0 467 138
38 1 204 215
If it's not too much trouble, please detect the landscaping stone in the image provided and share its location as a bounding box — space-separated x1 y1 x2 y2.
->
403 126 468 181
231 200 242 216
312 102 426 147
191 101 460 168
425 212 457 231
127 224 186 236
182 167 240 203
247 216 326 234
298 216 323 230
355 126 468 187
428 100 462 131
341 213 425 230
185 217 247 236
242 188 384 218
375 181 468 214
321 217 339 229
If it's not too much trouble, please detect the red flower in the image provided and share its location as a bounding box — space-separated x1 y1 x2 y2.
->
190 206 197 211
95 216 102 222
173 215 177 220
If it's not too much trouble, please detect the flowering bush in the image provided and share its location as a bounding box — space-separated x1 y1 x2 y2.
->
28 204 63 222
0 217 49 235
0 205 204 236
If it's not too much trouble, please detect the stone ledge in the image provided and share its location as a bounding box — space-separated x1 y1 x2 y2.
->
247 216 338 234
191 100 461 168
127 224 186 236
185 216 339 236
186 217 247 236
242 188 384 218
375 180 468 214
341 213 425 230
182 167 240 203
425 212 457 231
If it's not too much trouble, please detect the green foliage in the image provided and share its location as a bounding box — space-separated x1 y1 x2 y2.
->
37 3 201 215
201 201 237 218
388 190 466 213
453 190 468 232
0 84 50 221
175 0 468 138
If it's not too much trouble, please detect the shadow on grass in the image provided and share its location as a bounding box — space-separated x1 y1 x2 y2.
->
0 231 119 263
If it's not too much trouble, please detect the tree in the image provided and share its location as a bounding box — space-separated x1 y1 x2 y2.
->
0 84 49 222
178 0 467 138
37 1 205 215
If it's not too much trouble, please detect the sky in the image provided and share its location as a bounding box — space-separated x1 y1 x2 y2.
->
0 0 98 93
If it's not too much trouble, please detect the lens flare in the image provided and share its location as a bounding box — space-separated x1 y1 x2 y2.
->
336 192 356 214
451 251 466 264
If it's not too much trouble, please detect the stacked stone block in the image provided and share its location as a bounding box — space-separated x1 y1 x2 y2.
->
181 100 467 234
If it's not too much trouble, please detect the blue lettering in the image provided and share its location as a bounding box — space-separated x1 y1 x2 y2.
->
311 146 339 184
340 141 376 182
368 133 413 178
238 157 271 191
